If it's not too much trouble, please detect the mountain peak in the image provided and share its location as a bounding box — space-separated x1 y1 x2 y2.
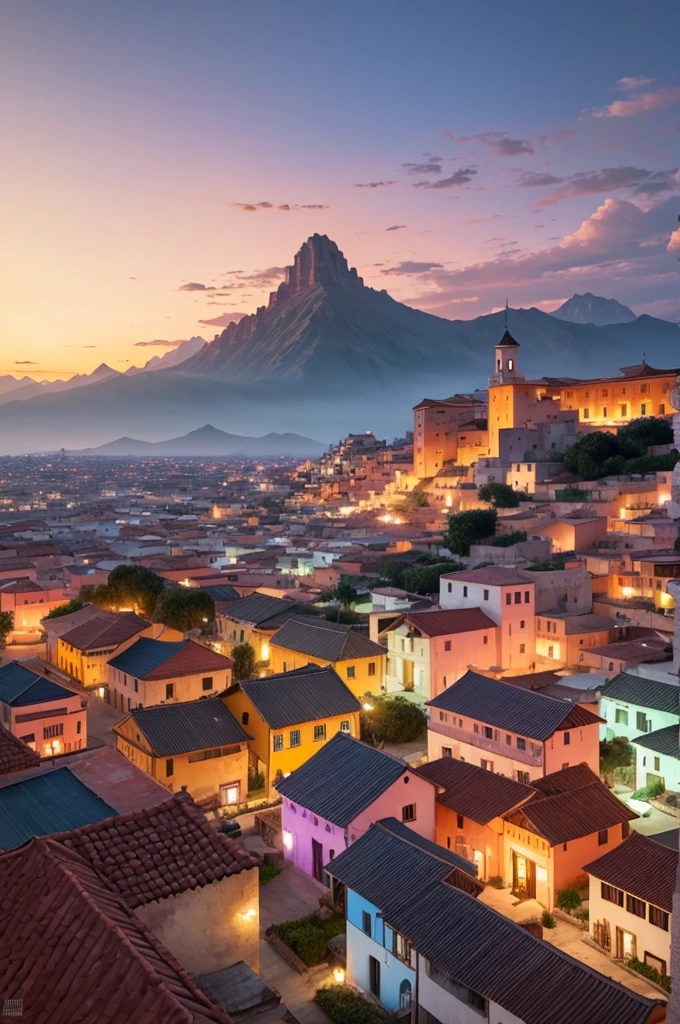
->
275 234 361 303
550 293 636 327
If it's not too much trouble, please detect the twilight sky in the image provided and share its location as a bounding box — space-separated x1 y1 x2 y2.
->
1 0 679 378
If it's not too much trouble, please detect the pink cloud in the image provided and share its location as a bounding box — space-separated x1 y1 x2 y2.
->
198 311 248 328
593 85 680 118
668 226 680 252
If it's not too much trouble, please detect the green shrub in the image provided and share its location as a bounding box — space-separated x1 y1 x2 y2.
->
541 911 556 929
555 486 590 502
315 986 387 1023
487 531 528 547
259 863 282 886
271 913 344 966
248 770 265 796
628 957 671 993
360 694 427 744
631 778 665 800
444 509 497 556
574 908 589 924
44 598 84 619
478 483 521 508
487 875 504 889
525 558 568 572
556 888 582 914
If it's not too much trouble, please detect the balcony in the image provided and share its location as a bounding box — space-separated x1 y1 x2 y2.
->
428 720 543 767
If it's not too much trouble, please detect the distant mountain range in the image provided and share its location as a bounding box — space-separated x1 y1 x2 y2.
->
550 292 637 327
126 337 207 375
70 424 325 457
0 363 119 406
1 235 679 453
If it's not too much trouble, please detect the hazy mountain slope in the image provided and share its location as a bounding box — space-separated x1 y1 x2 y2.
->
0 363 120 406
127 337 207 375
73 424 325 456
550 292 637 326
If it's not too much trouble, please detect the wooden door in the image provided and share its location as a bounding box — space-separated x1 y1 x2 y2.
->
312 838 324 882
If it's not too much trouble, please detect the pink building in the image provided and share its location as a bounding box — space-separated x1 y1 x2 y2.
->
0 662 86 757
426 670 603 783
0 579 70 634
439 567 536 674
276 731 438 882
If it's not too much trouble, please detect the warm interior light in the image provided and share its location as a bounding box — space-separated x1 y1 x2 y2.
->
363 703 373 711
241 908 256 922
622 586 634 597
282 829 293 850
333 968 345 984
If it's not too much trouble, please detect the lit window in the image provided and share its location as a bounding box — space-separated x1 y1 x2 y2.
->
314 724 326 742
289 729 300 747
273 734 284 751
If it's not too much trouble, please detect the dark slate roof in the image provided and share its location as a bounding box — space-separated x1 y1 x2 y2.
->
584 830 677 913
416 757 533 824
508 780 636 846
601 671 680 715
327 817 477 913
270 615 384 663
200 584 240 603
108 637 232 680
529 762 601 796
122 699 250 757
276 732 418 825
236 665 361 729
426 670 603 740
386 878 659 1024
219 593 297 628
0 662 75 707
632 724 680 758
497 327 520 347
0 768 117 850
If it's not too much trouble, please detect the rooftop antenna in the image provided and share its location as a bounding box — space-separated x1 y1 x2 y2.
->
504 299 509 330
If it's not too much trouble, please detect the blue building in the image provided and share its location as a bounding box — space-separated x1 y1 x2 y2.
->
327 817 479 1013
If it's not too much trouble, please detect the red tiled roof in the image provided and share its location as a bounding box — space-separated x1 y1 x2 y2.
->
143 642 233 680
416 757 533 824
0 837 234 1023
61 611 149 651
405 608 497 637
54 790 257 907
0 723 40 775
507 780 636 846
584 831 677 913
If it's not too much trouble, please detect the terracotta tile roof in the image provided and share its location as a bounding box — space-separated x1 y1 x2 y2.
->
440 567 534 586
404 608 497 637
109 638 232 681
60 610 149 651
0 723 40 776
416 757 533 824
506 779 636 846
0 837 234 1024
584 830 677 913
54 790 258 907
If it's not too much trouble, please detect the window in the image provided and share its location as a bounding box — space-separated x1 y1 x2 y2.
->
620 403 628 417
165 683 174 700
641 403 647 416
483 635 488 645
444 640 451 651
456 813 464 829
402 804 415 822
649 905 669 932
368 662 376 677
480 759 493 771
43 723 64 739
603 406 608 417
165 758 174 777
524 591 530 603
660 403 666 415
468 990 487 1013
242 711 249 725
473 723 479 734
394 931 411 962
134 679 138 692
564 732 570 746
519 644 525 654
313 724 326 742
602 883 624 906
463 586 468 597
289 729 300 747
506 593 512 606
520 620 525 629
441 746 452 757
273 734 283 751
583 408 590 419
76 720 82 734
340 720 351 733
484 726 493 739
516 737 526 751
636 712 649 732
548 645 554 658
362 910 371 936
654 756 660 772
615 708 628 725
598 828 608 846
517 770 530 784
626 894 646 918
447 583 452 593
483 589 489 601
202 676 213 691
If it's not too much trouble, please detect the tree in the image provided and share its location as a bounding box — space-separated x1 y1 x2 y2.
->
328 578 359 609
599 736 634 784
444 509 497 557
44 599 84 619
152 588 215 631
563 432 626 480
478 483 521 508
404 561 465 595
618 416 673 451
0 611 12 647
563 418 675 481
232 641 257 682
360 694 427 744
80 564 165 617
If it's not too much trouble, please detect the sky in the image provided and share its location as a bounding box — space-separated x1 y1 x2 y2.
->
1 0 679 379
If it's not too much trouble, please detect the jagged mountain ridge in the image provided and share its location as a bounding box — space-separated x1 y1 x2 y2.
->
550 292 637 327
69 423 325 457
0 363 120 406
126 336 207 375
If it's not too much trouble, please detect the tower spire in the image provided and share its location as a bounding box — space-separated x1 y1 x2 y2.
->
504 299 509 330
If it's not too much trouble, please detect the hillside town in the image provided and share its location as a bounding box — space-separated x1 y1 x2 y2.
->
0 330 679 1022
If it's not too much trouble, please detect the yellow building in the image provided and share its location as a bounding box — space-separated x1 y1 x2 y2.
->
268 615 385 698
49 609 153 689
559 363 674 428
107 636 233 712
216 592 298 663
221 664 361 796
113 697 250 808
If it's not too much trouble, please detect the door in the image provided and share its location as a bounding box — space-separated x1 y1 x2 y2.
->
512 851 536 899
616 927 636 960
312 838 324 882
220 783 240 806
369 956 381 998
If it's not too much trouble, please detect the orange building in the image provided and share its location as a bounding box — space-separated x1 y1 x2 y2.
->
413 394 487 478
559 362 675 428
